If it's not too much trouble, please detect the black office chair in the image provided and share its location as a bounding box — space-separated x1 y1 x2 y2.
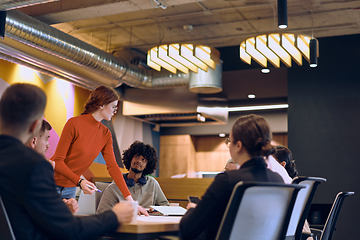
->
286 177 326 240
215 181 305 240
310 191 354 240
0 194 16 240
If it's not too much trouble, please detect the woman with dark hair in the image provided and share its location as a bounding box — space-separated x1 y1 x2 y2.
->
180 114 284 240
52 86 141 210
272 145 299 178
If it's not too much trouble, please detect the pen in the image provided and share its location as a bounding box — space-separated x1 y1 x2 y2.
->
86 184 102 193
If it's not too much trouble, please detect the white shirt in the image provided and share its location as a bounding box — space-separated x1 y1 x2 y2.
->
266 155 292 184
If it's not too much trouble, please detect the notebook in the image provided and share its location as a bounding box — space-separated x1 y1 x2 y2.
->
150 206 187 216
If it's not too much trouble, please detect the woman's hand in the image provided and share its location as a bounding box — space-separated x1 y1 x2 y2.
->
80 179 95 194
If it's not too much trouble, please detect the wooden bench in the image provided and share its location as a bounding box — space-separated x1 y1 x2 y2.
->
156 178 213 208
91 174 214 208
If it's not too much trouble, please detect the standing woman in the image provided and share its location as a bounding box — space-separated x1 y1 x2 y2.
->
53 86 145 212
180 114 284 240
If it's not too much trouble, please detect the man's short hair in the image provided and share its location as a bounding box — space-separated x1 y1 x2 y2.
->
122 141 158 176
0 83 47 131
39 119 52 135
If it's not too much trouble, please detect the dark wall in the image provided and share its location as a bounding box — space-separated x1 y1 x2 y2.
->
288 34 360 239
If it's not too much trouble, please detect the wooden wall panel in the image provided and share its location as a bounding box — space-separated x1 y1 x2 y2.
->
272 133 288 147
195 136 230 172
159 135 196 178
159 134 287 177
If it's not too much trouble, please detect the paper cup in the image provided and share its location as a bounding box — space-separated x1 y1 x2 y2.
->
130 201 138 223
120 200 138 223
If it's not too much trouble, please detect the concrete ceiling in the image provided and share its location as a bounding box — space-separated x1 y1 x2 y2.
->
4 0 359 125
17 0 360 53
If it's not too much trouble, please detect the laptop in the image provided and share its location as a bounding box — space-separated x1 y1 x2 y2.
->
149 206 187 216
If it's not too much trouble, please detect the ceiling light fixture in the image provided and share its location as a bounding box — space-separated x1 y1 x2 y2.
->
310 39 318 67
248 94 256 99
197 104 289 113
228 104 289 112
278 0 287 29
309 10 318 67
197 113 206 122
147 44 220 74
151 0 167 9
219 133 226 138
261 68 270 73
240 33 318 68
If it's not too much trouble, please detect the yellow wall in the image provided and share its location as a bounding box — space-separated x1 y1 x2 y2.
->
0 59 91 155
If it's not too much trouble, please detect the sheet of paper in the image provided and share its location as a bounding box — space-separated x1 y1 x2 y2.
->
137 215 182 223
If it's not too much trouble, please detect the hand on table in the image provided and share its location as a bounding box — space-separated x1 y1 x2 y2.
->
112 202 134 224
125 195 149 216
63 198 79 214
138 205 149 216
186 202 197 210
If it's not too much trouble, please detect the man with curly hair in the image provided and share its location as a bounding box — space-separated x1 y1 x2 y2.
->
97 141 169 213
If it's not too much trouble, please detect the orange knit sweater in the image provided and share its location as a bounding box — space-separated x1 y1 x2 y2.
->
53 114 131 198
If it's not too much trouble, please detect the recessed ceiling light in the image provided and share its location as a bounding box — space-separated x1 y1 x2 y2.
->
248 94 256 99
261 68 270 73
219 133 226 137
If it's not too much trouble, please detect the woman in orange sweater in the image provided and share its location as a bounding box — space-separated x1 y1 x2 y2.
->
53 86 147 214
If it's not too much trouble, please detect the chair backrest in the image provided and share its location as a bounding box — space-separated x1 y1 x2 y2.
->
95 182 111 210
0 194 16 240
287 176 326 240
215 181 305 240
74 190 96 215
320 191 354 240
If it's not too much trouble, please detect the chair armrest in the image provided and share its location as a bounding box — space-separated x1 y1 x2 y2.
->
310 228 323 240
301 231 314 240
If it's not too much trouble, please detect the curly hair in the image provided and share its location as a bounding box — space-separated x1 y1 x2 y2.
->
122 141 158 176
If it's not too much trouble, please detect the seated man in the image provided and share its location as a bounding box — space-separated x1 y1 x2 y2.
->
26 119 78 214
97 141 169 213
27 119 53 167
0 83 134 240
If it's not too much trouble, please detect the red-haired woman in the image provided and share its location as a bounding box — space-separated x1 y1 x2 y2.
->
53 86 147 214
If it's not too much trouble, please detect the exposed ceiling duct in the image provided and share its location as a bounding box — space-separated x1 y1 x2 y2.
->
0 10 226 126
1 10 194 90
0 0 59 11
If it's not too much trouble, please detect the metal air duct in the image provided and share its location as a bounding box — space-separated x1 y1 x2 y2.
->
0 0 59 10
1 10 192 90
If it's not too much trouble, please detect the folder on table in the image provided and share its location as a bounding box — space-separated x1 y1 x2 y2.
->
149 206 187 216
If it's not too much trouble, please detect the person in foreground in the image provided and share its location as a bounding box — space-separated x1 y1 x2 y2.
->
26 119 78 214
0 83 134 240
97 141 169 213
52 85 148 215
180 114 284 240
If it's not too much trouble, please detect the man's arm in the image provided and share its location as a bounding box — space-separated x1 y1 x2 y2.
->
24 161 120 240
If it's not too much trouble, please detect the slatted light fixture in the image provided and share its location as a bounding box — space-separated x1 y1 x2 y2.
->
240 33 319 68
147 44 220 74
